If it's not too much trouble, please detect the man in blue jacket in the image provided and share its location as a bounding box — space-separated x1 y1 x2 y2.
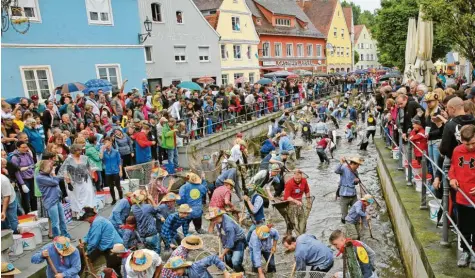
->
109 192 134 234
101 137 123 205
177 172 208 234
282 234 334 273
335 156 364 223
32 236 81 278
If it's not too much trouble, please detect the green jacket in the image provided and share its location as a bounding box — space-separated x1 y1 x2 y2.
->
161 123 177 150
85 143 103 171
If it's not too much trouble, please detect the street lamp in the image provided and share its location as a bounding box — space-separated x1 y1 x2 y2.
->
138 17 153 44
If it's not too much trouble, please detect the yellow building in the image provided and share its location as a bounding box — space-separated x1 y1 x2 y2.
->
194 0 261 85
301 0 352 72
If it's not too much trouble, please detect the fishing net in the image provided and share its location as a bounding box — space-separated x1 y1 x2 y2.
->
272 196 315 236
124 160 160 191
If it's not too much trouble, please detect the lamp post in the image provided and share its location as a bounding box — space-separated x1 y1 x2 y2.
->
138 17 152 44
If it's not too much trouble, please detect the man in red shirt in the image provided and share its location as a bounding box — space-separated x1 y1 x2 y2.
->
282 169 313 235
207 179 238 233
284 169 310 205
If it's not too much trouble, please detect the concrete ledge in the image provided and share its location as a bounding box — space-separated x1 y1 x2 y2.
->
375 140 472 278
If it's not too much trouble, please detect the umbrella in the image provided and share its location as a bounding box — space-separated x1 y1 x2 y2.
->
4 97 25 105
404 18 418 83
379 72 401 81
414 9 435 88
313 73 329 77
196 76 215 84
177 81 202 91
263 70 294 78
354 69 366 75
83 79 113 94
55 82 86 94
293 69 313 76
286 74 299 79
234 76 247 84
256 78 273 85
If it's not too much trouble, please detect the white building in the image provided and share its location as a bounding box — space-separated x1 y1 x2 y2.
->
354 25 380 70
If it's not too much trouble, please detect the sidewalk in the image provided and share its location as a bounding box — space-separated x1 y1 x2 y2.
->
9 205 113 278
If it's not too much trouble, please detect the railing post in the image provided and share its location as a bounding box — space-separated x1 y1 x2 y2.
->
398 130 403 171
441 173 450 246
406 131 413 186
420 153 428 209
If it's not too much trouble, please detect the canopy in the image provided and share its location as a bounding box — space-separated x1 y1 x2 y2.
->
256 78 273 85
83 79 113 94
263 70 294 78
379 72 401 81
414 9 436 88
404 18 418 83
293 69 313 76
177 81 202 91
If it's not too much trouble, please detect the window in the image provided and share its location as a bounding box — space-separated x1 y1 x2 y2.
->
275 18 291 26
275 43 282 57
176 11 183 23
296 44 303 57
333 27 337 37
370 54 374 61
10 0 41 22
262 42 270 57
307 44 313 57
249 73 255 84
234 73 244 81
341 28 344 38
330 48 334 56
232 16 240 31
174 46 186 62
198 46 210 62
364 34 366 39
221 45 228 59
151 3 162 22
316 44 322 57
233 45 241 59
96 64 121 90
222 74 229 85
366 54 370 61
286 43 293 57
145 46 153 62
247 45 251 59
85 0 113 25
346 47 349 57
360 54 364 61
20 66 53 99
337 47 340 57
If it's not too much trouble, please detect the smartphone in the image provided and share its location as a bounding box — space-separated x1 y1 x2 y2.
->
431 116 442 123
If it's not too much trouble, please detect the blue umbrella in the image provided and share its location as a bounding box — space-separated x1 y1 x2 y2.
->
256 78 273 85
5 97 24 105
83 79 113 94
177 81 202 91
55 82 86 94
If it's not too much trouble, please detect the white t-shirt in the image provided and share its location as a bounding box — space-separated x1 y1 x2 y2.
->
1 174 16 204
230 144 243 164
125 249 162 278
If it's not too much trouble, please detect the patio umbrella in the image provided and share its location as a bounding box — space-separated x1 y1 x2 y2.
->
404 18 418 83
177 81 202 91
286 74 299 79
83 79 113 94
234 76 247 84
196 76 215 84
263 70 294 78
379 72 401 81
55 82 86 94
293 69 313 76
414 9 436 88
256 78 273 85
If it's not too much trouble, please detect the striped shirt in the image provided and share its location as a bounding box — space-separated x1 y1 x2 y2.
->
161 213 191 248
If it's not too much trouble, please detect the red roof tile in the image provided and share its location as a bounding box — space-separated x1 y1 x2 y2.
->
354 24 364 42
205 11 220 30
301 0 338 37
343 7 353 33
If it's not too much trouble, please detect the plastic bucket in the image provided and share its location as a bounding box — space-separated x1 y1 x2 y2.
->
413 174 432 192
37 218 49 236
103 187 112 204
120 180 130 194
22 232 36 250
392 147 399 160
18 222 42 244
11 234 23 255
18 214 35 224
429 199 440 223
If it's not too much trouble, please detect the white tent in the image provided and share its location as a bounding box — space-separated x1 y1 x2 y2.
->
414 9 436 88
403 18 417 83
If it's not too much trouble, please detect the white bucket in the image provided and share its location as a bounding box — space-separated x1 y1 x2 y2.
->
130 179 140 190
18 222 43 244
429 199 440 223
120 180 130 194
37 218 49 236
392 148 399 160
22 233 36 250
11 234 23 256
95 196 105 210
103 187 112 204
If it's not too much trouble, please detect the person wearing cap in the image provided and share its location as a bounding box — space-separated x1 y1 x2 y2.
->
161 235 204 278
80 207 123 276
409 115 428 163
111 243 131 278
0 262 21 278
229 139 245 165
161 204 192 250
30 94 46 115
209 179 237 213
248 225 279 277
283 169 312 235
206 208 246 272
125 249 162 278
164 255 230 278
278 131 295 161
345 194 375 239
155 192 180 234
248 163 282 202
335 156 364 223
281 234 334 273
131 124 156 164
177 172 208 234
109 192 135 234
31 236 81 278
214 168 241 200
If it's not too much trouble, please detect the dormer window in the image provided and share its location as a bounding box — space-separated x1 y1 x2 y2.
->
276 18 291 27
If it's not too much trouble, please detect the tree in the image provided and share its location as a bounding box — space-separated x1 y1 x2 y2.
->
420 0 475 67
354 50 360 64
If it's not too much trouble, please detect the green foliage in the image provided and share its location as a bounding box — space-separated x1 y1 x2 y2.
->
341 1 376 27
354 50 360 64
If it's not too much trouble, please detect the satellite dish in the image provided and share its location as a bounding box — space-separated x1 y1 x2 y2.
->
326 43 333 50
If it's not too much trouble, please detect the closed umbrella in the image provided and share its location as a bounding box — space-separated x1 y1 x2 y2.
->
55 82 86 95
256 78 273 85
414 9 436 88
404 18 418 83
177 81 202 91
83 79 113 94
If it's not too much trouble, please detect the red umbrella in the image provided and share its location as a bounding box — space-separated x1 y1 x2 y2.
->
234 76 247 84
196 76 215 84
286 74 299 79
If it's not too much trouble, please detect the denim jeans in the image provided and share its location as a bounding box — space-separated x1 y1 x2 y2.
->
251 250 276 273
428 141 440 175
225 239 246 272
1 199 19 233
167 148 179 169
47 202 71 238
144 234 161 254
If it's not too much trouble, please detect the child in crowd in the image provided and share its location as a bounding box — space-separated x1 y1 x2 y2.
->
409 115 428 163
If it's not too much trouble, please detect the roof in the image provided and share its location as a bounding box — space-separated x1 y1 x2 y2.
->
205 12 220 30
193 0 223 11
246 0 325 38
354 25 364 42
301 0 338 37
343 7 352 33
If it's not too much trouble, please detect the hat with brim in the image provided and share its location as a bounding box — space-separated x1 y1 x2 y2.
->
362 194 374 203
270 164 281 172
186 172 202 184
205 207 225 220
1 262 21 275
348 157 364 165
152 167 168 179
111 243 128 254
223 179 235 187
53 236 76 257
177 204 193 213
129 250 154 272
161 192 181 202
181 235 203 250
424 92 438 102
164 256 193 270
131 190 147 204
256 225 271 239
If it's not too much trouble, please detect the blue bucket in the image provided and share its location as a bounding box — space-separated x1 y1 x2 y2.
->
165 163 176 174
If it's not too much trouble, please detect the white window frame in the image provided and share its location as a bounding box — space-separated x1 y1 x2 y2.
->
346 47 349 57
85 0 114 25
233 44 242 60
274 43 282 57
360 54 364 61
198 46 210 62
222 74 229 85
174 46 187 62
95 64 122 89
151 3 163 23
316 44 322 57
286 43 293 57
144 46 153 63
296 44 304 57
19 65 54 100
221 44 228 60
306 44 313 57
249 72 255 84
232 16 241 32
262 42 270 58
9 0 41 22
247 45 252 60
233 73 244 81
341 28 344 38
275 18 290 26
176 10 183 24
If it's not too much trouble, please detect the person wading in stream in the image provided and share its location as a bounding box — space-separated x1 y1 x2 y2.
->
283 169 312 235
282 234 334 273
335 156 364 223
249 225 279 278
345 194 375 240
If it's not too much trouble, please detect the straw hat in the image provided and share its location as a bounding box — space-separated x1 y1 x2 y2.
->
205 207 225 220
1 262 21 275
223 179 235 187
161 192 181 202
164 256 192 270
186 172 202 184
230 273 244 278
255 225 271 239
181 235 204 250
270 164 281 172
348 157 364 165
131 190 146 204
177 204 193 213
129 250 154 272
110 243 128 254
53 236 76 257
152 167 168 179
362 194 375 204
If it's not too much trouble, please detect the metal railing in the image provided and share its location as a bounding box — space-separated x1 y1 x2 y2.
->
381 124 475 258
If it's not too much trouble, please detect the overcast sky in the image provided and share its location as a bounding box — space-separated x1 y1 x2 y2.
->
350 0 381 12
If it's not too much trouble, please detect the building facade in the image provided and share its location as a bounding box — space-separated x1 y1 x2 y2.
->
1 0 146 100
343 7 354 71
300 0 352 73
138 0 221 88
194 0 260 85
354 25 381 70
246 0 327 74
